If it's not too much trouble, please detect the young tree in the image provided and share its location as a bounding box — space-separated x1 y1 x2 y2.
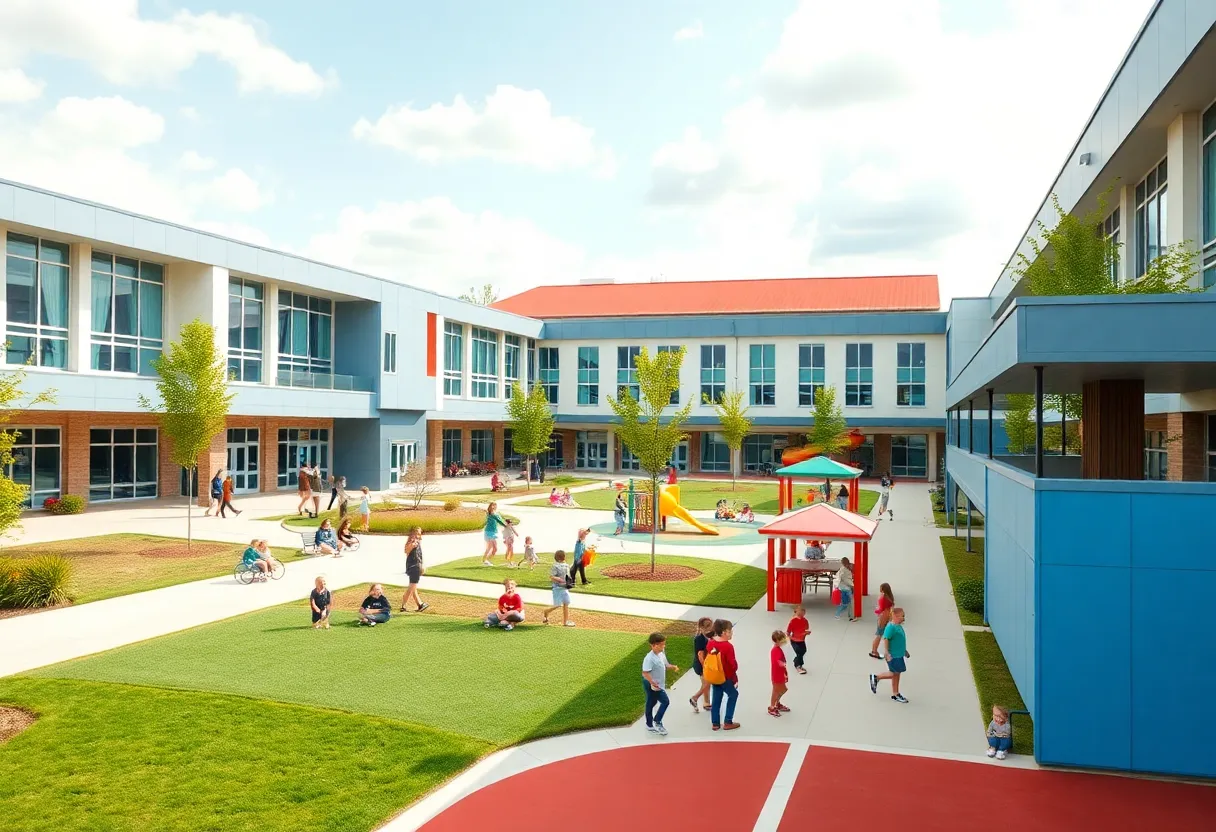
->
0 363 55 537
608 347 692 573
706 389 751 489
1002 394 1036 455
139 319 233 549
807 384 849 456
459 284 499 305
402 460 440 509
505 381 556 490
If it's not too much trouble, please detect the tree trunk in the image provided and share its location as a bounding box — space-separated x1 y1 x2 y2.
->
186 465 194 551
650 473 659 574
525 455 532 491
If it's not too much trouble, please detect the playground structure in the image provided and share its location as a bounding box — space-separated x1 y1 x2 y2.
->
626 481 719 535
779 429 867 467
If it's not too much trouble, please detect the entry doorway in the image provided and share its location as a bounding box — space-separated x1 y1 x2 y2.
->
226 428 260 493
669 440 689 473
390 440 417 485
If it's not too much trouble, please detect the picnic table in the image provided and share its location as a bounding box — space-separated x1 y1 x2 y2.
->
775 557 843 604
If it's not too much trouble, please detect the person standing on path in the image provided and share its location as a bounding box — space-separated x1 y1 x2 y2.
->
707 619 740 731
542 551 575 627
399 527 429 613
869 583 896 659
769 631 790 718
642 633 678 736
309 465 323 519
688 617 714 713
327 473 340 511
220 474 241 517
835 557 855 621
296 460 313 517
568 528 592 586
786 605 810 675
482 502 507 565
821 478 832 504
614 493 627 535
878 474 893 520
870 607 910 703
336 477 350 518
666 465 677 485
206 470 224 516
836 481 849 511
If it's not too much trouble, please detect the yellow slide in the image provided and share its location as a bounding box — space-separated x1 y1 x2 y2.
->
658 485 720 535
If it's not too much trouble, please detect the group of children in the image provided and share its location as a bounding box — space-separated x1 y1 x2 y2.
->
547 488 579 507
712 501 755 523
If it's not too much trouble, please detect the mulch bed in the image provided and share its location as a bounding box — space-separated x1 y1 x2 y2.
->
376 507 490 523
0 706 36 742
135 542 232 560
322 587 696 636
0 603 70 621
600 564 702 582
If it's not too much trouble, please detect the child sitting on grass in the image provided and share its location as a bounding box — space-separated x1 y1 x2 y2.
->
987 705 1012 760
484 578 525 630
310 576 331 629
738 503 755 523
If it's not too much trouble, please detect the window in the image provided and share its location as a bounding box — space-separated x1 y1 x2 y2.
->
389 440 417 484
382 332 397 374
1101 209 1121 284
527 339 536 390
504 334 521 392
845 343 873 406
90 252 164 375
544 432 564 469
700 432 731 472
5 233 69 368
1134 158 1167 278
1145 430 1168 481
469 429 493 463
743 434 779 471
444 321 463 396
277 291 332 382
577 346 599 405
7 427 61 508
749 344 775 406
225 427 260 493
658 345 680 404
503 428 520 469
700 345 726 404
470 327 498 398
1209 415 1216 482
1203 103 1216 289
798 344 825 406
617 346 641 400
538 347 559 404
227 277 263 382
620 443 642 471
575 431 608 469
89 427 158 501
442 429 462 468
276 428 329 488
896 342 926 407
890 434 927 478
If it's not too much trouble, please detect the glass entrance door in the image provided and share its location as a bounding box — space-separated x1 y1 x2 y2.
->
669 441 688 473
390 440 417 485
226 428 260 493
576 431 608 469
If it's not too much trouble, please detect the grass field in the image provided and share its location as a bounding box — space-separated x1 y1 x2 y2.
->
428 553 767 608
519 480 879 516
963 631 1034 756
452 476 598 502
276 505 517 534
934 509 985 528
940 535 985 627
0 534 302 607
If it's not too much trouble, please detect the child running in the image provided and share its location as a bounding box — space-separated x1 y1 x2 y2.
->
522 536 539 569
358 486 372 532
869 583 896 659
688 617 714 713
642 633 678 736
869 607 910 703
502 519 519 567
835 557 855 621
770 631 790 717
542 551 575 627
786 605 810 675
986 705 1012 760
309 576 331 629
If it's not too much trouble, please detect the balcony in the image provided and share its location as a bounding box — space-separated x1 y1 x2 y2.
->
275 367 375 392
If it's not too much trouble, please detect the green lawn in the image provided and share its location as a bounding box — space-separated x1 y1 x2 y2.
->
453 477 598 503
963 631 1034 756
939 535 985 626
0 677 487 832
519 479 879 516
0 534 303 607
428 553 767 608
934 509 985 528
275 505 517 534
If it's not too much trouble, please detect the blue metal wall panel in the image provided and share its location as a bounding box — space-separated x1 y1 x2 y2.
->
944 448 988 513
554 414 946 428
984 464 1036 715
1039 491 1132 568
540 312 947 342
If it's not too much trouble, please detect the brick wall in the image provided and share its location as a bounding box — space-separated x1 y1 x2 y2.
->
688 431 701 472
874 434 892 475
557 429 577 469
1145 412 1206 481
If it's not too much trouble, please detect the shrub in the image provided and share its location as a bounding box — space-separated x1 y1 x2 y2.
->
0 557 19 607
443 497 461 512
45 494 86 515
5 555 74 608
955 578 985 615
550 474 578 486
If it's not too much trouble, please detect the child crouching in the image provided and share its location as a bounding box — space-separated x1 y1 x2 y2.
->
987 705 1012 760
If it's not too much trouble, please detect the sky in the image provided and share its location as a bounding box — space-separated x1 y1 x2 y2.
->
0 0 1156 306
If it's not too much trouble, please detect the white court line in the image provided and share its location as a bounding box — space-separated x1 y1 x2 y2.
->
752 740 810 831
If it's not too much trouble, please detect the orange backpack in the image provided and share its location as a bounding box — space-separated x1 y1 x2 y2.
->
702 648 726 685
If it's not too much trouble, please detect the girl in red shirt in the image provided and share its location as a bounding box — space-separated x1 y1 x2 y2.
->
770 631 790 717
870 582 896 659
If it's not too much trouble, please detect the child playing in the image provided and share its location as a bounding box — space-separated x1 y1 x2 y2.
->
804 539 824 560
835 557 855 621
502 519 519 567
987 705 1012 760
869 583 896 659
869 607 910 703
522 536 539 569
309 576 332 629
769 631 790 717
688 617 714 713
738 503 755 523
484 578 525 630
786 605 810 675
542 551 575 627
642 632 678 736
358 486 371 532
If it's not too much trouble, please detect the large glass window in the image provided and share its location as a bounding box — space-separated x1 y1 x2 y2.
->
89 427 158 501
275 428 329 488
389 440 417 485
1134 158 1167 279
382 332 397 374
277 291 332 382
575 430 608 469
1102 208 1121 284
227 277 263 382
504 334 521 392
544 432 564 469
620 442 642 471
7 427 61 508
700 344 726 404
5 233 69 368
700 432 731 472
225 427 260 493
444 321 463 396
798 344 825 406
442 429 462 468
896 342 926 407
527 339 536 390
577 347 599 405
470 327 498 399
470 429 493 463
1208 415 1216 482
749 344 775 406
617 346 641 400
657 345 680 404
845 343 873 407
538 347 559 404
890 434 927 478
1203 103 1216 289
1145 430 1168 481
91 252 164 376
743 434 779 471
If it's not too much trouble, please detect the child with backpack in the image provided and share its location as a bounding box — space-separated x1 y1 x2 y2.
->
704 619 740 731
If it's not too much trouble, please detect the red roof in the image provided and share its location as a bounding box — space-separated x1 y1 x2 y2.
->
758 503 879 542
492 275 939 319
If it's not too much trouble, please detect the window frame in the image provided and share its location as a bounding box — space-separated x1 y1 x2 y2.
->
504 333 522 392
4 233 70 369
845 342 874 407
1101 208 1121 285
797 343 825 407
227 276 264 383
383 331 398 374
90 250 165 377
88 426 159 502
1134 157 1168 279
657 345 680 404
616 345 641 401
1202 101 1216 289
1144 429 1169 481
896 342 927 408
442 428 462 468
443 321 464 397
577 346 599 406
890 434 928 478
748 343 776 406
700 344 727 404
470 326 499 399
538 346 560 404
276 290 333 383
6 426 62 508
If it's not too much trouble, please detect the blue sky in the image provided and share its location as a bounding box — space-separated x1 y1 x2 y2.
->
0 0 1155 302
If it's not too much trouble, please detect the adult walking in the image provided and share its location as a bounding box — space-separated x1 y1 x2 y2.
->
569 528 592 586
614 492 627 535
220 473 242 517
400 526 429 613
821 478 832 504
206 470 223 516
706 619 740 731
836 481 849 511
309 465 323 518
296 459 314 518
481 501 507 565
327 473 343 511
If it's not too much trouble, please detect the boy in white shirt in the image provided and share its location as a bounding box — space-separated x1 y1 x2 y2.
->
642 633 679 736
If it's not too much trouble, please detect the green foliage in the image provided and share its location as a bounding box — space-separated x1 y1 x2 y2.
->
282 504 515 534
2 554 75 608
458 283 499 305
550 474 579 486
0 361 56 537
706 389 752 489
45 494 86 515
940 536 985 627
807 384 849 455
964 631 1034 755
1003 393 1081 454
956 577 985 615
1002 393 1035 454
442 497 461 512
0 556 18 606
505 381 556 488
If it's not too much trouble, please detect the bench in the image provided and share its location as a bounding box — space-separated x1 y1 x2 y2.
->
300 532 318 554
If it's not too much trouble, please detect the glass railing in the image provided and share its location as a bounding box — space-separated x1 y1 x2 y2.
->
275 367 375 392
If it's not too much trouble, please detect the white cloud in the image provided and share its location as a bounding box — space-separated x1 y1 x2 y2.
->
179 150 216 172
353 84 616 176
178 105 202 122
192 167 273 213
0 0 333 95
673 21 704 42
0 67 43 102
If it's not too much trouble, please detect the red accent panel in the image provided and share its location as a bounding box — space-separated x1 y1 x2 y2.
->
426 312 437 377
